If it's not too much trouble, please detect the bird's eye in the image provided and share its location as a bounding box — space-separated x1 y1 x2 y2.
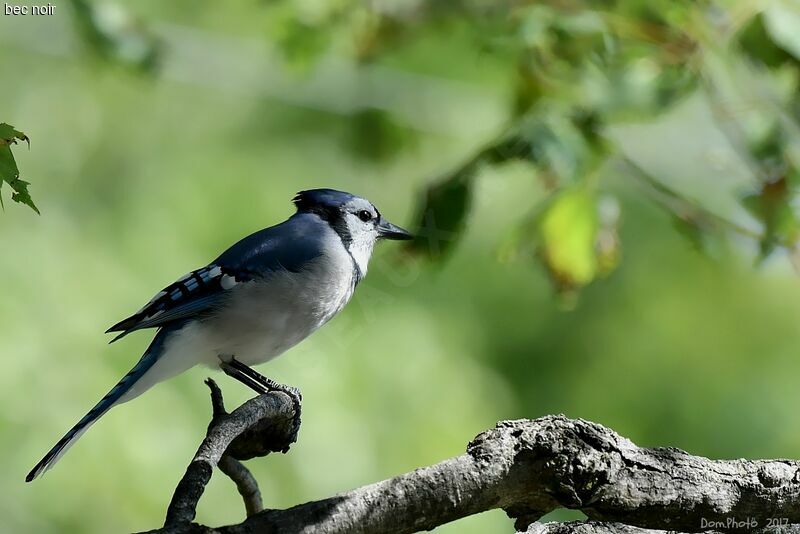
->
357 210 372 222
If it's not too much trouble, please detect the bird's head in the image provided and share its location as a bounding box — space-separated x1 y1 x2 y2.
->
293 188 412 275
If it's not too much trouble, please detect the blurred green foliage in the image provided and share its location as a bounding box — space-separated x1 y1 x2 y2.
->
4 1 800 533
394 0 800 294
68 0 161 72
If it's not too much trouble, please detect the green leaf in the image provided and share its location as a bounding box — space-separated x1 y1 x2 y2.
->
741 176 799 260
345 108 416 162
537 186 599 292
8 178 39 214
671 212 709 254
274 18 332 70
737 13 799 69
406 164 475 260
0 145 19 179
0 123 38 213
0 123 29 147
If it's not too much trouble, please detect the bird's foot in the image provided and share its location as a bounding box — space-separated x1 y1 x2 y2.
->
219 357 302 442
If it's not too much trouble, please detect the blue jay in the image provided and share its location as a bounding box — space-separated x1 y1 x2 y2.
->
27 189 412 482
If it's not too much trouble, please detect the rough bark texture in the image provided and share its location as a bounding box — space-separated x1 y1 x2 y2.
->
163 380 299 528
526 521 800 534
144 393 800 534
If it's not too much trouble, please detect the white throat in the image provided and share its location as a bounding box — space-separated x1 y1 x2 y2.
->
347 238 374 277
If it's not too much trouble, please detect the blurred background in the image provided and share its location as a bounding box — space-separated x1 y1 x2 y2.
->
3 1 800 532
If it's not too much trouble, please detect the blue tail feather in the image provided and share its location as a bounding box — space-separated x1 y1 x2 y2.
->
26 333 167 482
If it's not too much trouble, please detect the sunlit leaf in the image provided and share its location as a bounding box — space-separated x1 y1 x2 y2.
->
537 186 599 292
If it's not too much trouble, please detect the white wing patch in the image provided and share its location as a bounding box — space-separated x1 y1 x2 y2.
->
107 263 246 340
220 274 238 290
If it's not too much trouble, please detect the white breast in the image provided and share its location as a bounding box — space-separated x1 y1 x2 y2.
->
159 236 358 376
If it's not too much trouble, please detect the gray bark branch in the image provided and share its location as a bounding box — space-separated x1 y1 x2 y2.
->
145 405 800 534
218 455 262 518
525 521 800 534
162 379 298 528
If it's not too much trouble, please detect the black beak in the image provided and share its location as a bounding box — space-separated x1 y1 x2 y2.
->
377 218 413 240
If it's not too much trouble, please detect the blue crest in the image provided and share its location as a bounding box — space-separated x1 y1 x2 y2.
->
293 189 357 211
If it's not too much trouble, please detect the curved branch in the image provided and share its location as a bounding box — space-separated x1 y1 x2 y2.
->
147 415 800 534
163 380 298 527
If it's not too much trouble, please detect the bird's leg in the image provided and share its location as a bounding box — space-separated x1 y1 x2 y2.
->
219 360 270 395
218 356 302 435
225 358 302 400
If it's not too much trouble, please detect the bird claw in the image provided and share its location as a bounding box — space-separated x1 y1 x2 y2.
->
218 356 302 442
274 385 302 446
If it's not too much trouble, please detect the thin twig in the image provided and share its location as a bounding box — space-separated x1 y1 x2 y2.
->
218 455 263 517
621 156 763 240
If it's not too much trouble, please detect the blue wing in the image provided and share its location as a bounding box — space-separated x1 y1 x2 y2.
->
106 213 325 341
105 264 243 342
213 212 326 274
